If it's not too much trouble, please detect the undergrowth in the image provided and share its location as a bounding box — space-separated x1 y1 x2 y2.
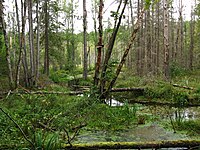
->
0 93 137 149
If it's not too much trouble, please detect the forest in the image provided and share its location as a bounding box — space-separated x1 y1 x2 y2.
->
0 0 200 149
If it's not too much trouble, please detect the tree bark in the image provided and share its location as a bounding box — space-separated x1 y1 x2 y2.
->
36 0 41 85
14 0 21 88
21 0 29 87
163 0 170 80
28 0 35 86
0 0 14 90
103 9 145 99
44 0 49 76
83 0 88 79
99 0 128 97
189 5 194 70
93 0 103 86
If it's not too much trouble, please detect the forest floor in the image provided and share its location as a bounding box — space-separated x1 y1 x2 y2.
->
0 70 200 149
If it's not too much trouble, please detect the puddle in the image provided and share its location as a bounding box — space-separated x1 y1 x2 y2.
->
105 98 124 106
75 92 199 148
75 123 188 144
105 96 200 121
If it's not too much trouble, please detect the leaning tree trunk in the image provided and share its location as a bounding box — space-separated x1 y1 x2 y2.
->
103 8 145 99
0 0 14 90
99 0 128 98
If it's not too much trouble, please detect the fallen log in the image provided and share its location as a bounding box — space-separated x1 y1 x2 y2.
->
0 91 84 96
0 87 145 96
64 140 200 149
127 99 200 107
111 87 144 92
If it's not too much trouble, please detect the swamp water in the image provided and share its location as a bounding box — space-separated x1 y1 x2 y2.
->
75 92 200 149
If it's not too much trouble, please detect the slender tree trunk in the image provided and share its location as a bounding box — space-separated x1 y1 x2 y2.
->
36 0 40 84
15 0 22 88
140 0 145 76
189 5 194 70
136 0 140 75
99 0 128 96
91 0 98 66
94 0 103 86
104 9 145 99
44 0 49 76
28 0 35 86
83 0 88 79
21 0 29 87
71 0 75 69
163 0 170 80
156 1 160 75
146 9 151 74
0 0 14 90
170 5 175 62
179 0 184 66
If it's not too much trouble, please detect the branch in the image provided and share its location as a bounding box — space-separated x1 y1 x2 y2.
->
172 84 195 90
0 107 35 148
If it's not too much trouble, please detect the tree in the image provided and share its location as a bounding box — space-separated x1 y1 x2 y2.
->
189 5 195 70
36 0 41 85
99 0 128 97
83 0 88 79
28 0 35 86
94 0 103 86
44 0 49 76
0 0 14 89
163 0 170 80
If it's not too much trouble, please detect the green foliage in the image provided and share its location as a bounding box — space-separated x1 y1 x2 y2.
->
87 102 137 131
145 84 174 99
144 83 189 106
105 60 119 81
0 31 8 76
35 131 61 150
171 119 200 136
145 0 152 9
49 70 74 83
169 62 188 78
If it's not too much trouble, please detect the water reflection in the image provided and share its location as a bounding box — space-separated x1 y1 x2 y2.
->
105 98 124 106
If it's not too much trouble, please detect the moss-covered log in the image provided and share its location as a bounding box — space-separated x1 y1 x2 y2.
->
64 140 200 149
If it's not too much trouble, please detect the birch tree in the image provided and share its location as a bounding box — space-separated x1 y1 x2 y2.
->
163 0 170 80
